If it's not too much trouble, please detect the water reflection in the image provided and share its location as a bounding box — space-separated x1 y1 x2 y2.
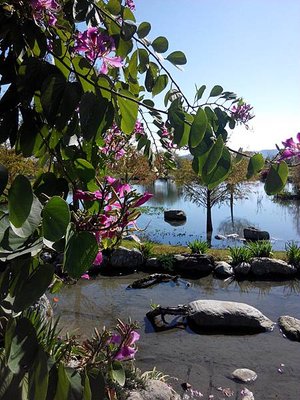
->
272 196 300 238
217 217 254 237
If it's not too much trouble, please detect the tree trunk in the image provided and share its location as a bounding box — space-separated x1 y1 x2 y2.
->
230 189 234 226
206 189 213 246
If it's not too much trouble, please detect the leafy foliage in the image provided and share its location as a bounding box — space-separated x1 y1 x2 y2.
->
229 246 251 266
285 241 300 268
246 240 273 258
188 239 209 254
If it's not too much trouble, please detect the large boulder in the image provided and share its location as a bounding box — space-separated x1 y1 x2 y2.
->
278 315 300 341
244 227 270 241
110 247 143 271
173 254 214 277
250 257 297 277
234 262 251 276
214 261 234 277
187 300 274 332
126 379 180 400
164 209 186 221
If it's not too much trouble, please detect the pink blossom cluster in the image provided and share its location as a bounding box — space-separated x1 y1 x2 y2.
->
125 0 135 11
99 123 126 160
74 177 152 276
160 125 177 150
74 28 123 74
133 120 145 136
231 102 254 125
30 0 60 26
110 327 140 360
279 133 300 160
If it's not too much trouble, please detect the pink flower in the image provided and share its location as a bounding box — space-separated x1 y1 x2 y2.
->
231 102 254 125
111 330 140 360
93 251 103 266
74 29 123 73
133 192 153 207
279 132 300 160
30 0 60 26
81 273 90 280
125 0 135 11
133 120 145 135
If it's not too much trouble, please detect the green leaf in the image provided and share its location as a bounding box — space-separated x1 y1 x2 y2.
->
145 67 155 92
137 22 151 38
202 147 231 189
121 20 137 41
209 85 223 97
74 158 95 183
55 82 82 131
72 56 97 93
6 317 39 374
8 175 33 228
107 0 121 15
246 153 265 179
41 75 66 125
84 368 105 400
63 231 98 278
118 89 138 133
111 361 125 387
0 164 8 195
137 48 149 73
265 161 288 195
152 36 169 53
42 196 70 242
203 135 224 175
168 100 185 146
189 107 208 148
80 92 109 139
28 346 49 400
196 85 206 101
10 196 42 239
152 74 168 96
166 51 187 66
13 264 55 312
73 0 89 21
54 364 83 400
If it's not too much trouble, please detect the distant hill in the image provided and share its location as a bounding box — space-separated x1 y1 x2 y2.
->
258 149 277 159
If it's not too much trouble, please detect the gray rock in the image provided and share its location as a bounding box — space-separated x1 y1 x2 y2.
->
164 209 186 221
145 257 161 269
173 254 214 277
215 234 227 240
244 227 270 241
214 261 234 277
250 257 297 277
234 262 251 276
110 246 143 270
126 379 180 400
187 300 274 332
278 315 300 341
232 368 257 383
241 388 255 400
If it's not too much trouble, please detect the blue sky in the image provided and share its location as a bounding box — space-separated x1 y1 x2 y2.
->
134 0 300 151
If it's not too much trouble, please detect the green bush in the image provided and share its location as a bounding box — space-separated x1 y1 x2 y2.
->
188 239 209 254
157 254 175 271
229 246 251 266
285 241 300 267
139 241 154 259
246 240 273 258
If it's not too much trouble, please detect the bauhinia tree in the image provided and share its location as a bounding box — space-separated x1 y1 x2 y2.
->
0 0 293 398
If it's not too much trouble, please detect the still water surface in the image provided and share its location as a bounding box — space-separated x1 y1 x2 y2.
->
57 275 300 399
135 180 300 250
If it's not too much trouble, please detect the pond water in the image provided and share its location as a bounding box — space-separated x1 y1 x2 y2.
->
56 274 300 399
135 180 300 250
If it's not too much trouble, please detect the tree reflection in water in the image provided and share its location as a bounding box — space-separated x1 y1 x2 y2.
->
272 197 300 238
234 279 300 297
217 217 255 238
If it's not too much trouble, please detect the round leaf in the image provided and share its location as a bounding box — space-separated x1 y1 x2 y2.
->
8 175 33 228
189 108 208 148
265 161 288 195
74 158 95 183
166 51 187 66
246 153 265 179
151 36 169 53
209 85 223 97
42 196 70 242
137 22 151 38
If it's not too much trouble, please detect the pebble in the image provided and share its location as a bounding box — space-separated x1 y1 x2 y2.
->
232 368 257 383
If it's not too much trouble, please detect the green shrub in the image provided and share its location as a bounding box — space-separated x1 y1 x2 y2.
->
188 239 209 254
285 241 300 267
139 241 154 259
246 240 273 258
229 246 251 266
157 254 175 271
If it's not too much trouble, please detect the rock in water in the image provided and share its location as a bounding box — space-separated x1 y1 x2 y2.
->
250 257 297 277
232 368 257 383
278 315 300 341
243 227 269 241
187 300 274 332
126 379 180 400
